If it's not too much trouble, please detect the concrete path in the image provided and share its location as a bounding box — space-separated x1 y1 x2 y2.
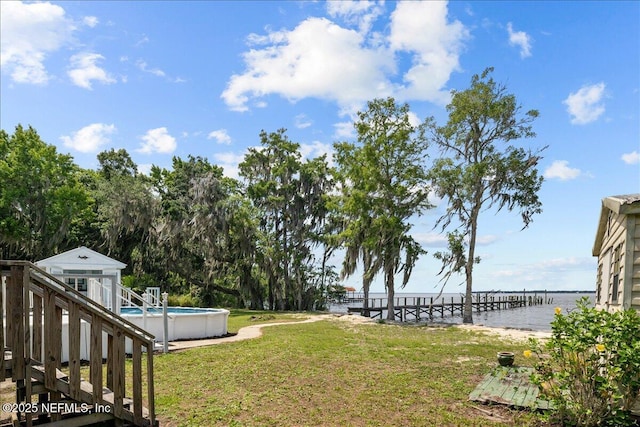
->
165 316 327 351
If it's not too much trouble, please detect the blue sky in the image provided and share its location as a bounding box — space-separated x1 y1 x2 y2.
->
1 1 639 294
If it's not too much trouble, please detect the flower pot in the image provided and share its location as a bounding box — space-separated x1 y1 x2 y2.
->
497 351 515 366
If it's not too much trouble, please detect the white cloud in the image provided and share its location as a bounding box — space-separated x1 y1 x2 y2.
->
138 127 177 154
300 141 334 165
389 1 468 104
295 114 313 129
413 232 448 247
222 17 393 114
412 232 497 248
68 52 116 89
407 111 421 128
326 0 384 34
563 82 606 125
334 121 356 139
208 129 232 145
138 164 153 176
136 59 165 77
491 257 595 282
221 2 467 114
0 1 76 84
136 59 184 83
621 151 640 165
83 16 99 28
135 35 149 47
544 160 581 181
476 235 499 246
427 189 444 208
213 151 247 179
506 22 532 58
60 123 116 153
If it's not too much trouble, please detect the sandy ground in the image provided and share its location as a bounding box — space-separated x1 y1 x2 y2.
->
455 324 551 342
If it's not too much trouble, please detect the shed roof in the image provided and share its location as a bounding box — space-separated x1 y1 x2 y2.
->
36 246 127 270
593 194 640 256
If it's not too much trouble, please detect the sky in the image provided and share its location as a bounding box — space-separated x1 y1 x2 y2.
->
1 1 639 294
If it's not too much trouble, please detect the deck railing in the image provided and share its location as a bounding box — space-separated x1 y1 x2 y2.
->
1 260 156 426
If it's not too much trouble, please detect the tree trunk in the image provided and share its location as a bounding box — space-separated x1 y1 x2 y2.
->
362 251 372 310
463 199 482 324
385 264 395 321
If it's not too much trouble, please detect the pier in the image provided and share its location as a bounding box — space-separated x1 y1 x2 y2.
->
347 292 553 321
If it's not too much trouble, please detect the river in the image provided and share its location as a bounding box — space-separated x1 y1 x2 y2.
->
328 292 594 332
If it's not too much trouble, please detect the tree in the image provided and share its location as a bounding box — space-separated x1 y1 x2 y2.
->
0 125 91 260
93 148 156 272
239 129 332 311
427 68 546 324
97 148 138 180
150 156 244 305
334 98 432 320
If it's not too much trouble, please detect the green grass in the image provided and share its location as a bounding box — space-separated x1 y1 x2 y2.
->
225 309 305 333
146 312 543 426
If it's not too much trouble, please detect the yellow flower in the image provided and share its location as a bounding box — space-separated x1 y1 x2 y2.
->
596 344 606 352
554 307 562 315
523 350 532 358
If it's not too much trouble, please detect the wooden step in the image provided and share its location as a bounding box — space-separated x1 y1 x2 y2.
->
29 365 153 426
11 411 114 427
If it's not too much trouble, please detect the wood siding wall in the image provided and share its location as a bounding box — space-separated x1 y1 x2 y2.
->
597 210 629 310
631 215 640 310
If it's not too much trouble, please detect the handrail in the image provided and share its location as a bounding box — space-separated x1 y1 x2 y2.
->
1 260 156 426
1 261 155 343
118 282 162 309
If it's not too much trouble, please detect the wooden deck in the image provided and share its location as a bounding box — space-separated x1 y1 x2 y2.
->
469 366 552 410
348 293 551 321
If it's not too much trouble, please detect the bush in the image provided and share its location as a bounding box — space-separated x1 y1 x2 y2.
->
527 298 640 426
167 293 198 307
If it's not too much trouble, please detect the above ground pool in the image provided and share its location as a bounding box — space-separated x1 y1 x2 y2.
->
120 306 230 341
57 306 229 362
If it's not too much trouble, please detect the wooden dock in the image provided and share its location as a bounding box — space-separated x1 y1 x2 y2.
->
469 366 552 410
347 292 552 321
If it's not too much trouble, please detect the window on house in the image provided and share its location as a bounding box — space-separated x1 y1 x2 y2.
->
596 263 602 303
612 274 619 303
611 243 622 304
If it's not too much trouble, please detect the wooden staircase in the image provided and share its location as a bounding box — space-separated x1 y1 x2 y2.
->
1 261 157 427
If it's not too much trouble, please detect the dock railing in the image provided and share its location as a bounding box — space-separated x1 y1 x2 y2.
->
348 292 551 321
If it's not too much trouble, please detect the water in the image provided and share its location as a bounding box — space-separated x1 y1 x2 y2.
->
120 306 221 315
329 292 594 332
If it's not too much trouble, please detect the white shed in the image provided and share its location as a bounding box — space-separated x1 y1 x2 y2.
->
36 246 127 312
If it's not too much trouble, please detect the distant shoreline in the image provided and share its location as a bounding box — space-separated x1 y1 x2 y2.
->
475 290 595 294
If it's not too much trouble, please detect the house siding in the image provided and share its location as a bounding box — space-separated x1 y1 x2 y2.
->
632 216 640 310
594 196 640 312
598 210 627 309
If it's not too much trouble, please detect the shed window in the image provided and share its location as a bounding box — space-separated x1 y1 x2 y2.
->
63 269 102 293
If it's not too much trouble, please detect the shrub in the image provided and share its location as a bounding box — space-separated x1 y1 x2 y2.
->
527 298 640 426
167 293 197 307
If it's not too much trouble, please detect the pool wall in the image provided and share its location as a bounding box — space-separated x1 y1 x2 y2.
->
56 307 229 362
122 308 230 341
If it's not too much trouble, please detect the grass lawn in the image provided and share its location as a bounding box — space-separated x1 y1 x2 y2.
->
146 312 543 426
